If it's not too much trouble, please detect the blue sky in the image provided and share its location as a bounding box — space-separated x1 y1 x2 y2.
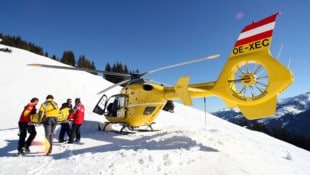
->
1 0 310 112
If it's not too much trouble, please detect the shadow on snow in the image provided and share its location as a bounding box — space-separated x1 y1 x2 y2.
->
52 120 219 159
0 120 219 158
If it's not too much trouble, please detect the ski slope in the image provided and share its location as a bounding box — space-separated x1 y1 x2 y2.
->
0 44 309 175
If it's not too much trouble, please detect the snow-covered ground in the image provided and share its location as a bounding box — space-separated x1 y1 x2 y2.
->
1 44 310 175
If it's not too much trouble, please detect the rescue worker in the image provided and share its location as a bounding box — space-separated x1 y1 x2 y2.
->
68 98 85 143
17 97 39 155
38 95 59 155
58 98 73 143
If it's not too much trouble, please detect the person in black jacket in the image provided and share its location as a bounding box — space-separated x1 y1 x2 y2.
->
58 98 73 143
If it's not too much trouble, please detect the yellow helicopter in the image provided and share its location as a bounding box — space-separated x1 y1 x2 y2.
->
28 12 293 133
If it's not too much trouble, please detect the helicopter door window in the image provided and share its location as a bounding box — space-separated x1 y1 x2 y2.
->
104 96 116 117
93 94 107 115
118 96 126 108
116 96 127 118
111 98 118 116
106 102 114 116
105 95 127 118
143 106 156 115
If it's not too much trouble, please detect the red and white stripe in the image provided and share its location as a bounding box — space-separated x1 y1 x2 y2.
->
234 13 280 47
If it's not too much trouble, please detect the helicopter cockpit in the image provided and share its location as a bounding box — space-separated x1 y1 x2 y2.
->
93 94 127 118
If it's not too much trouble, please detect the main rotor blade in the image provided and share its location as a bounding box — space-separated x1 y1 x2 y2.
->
140 54 220 77
27 64 131 78
96 79 131 95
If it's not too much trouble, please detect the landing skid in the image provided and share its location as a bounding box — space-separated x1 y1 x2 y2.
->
98 122 156 134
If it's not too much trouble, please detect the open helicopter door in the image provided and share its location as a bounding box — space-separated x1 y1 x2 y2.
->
93 94 108 115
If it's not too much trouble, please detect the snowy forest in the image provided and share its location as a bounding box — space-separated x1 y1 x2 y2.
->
0 33 134 79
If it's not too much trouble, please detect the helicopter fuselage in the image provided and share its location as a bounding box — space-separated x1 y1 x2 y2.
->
104 83 167 127
103 80 217 128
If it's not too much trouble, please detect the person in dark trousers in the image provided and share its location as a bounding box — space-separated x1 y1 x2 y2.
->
58 98 73 143
17 97 39 155
68 98 85 143
38 95 59 155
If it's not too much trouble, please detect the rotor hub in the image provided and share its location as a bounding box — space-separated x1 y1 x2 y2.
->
241 73 256 86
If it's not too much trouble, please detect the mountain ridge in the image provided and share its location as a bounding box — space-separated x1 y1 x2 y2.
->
213 92 310 150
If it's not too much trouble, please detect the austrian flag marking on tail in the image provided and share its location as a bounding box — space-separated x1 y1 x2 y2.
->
232 13 280 55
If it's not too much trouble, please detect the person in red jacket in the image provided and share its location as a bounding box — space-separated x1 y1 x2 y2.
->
17 97 39 155
68 98 85 143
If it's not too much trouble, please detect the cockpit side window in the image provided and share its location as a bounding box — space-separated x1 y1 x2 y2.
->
143 106 156 115
105 95 128 117
118 96 126 108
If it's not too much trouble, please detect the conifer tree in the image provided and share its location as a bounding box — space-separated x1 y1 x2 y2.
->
111 62 125 83
91 61 96 70
77 55 97 75
103 62 137 84
61 50 75 66
77 55 87 68
0 33 44 55
51 54 57 60
104 63 112 81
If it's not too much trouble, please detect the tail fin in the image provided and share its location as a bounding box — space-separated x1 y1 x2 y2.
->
232 13 279 55
214 13 294 120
